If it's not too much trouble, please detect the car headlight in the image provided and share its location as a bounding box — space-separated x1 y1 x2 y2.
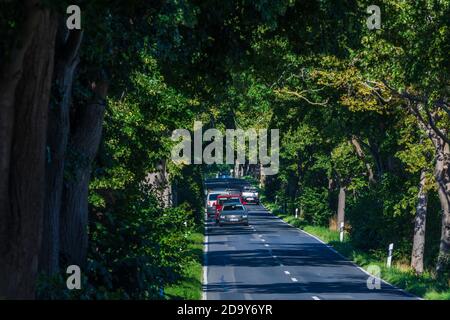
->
242 215 247 218
220 215 225 219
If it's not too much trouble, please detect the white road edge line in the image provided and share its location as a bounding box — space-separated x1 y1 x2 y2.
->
260 204 422 300
299 227 422 299
202 222 208 301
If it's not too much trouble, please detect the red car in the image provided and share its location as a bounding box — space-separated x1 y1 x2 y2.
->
214 194 245 222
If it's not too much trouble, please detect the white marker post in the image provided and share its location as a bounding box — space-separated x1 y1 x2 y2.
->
295 208 299 219
339 222 344 242
387 243 394 268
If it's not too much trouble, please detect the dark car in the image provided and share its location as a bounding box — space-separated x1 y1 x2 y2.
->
214 194 244 222
218 204 249 226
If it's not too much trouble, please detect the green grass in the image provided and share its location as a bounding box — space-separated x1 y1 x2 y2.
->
264 202 450 300
164 230 203 300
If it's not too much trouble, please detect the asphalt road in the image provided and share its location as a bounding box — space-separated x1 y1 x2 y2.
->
203 204 417 300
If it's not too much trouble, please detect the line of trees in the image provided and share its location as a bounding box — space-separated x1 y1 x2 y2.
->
0 0 208 299
228 0 449 277
0 0 300 300
0 0 448 299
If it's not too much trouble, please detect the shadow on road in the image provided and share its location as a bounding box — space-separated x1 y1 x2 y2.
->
204 279 405 298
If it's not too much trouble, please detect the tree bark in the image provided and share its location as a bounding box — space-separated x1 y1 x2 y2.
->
368 138 383 178
259 163 266 187
59 81 108 268
39 27 83 276
411 169 428 274
0 0 41 261
435 141 450 275
145 159 172 208
337 186 346 229
0 3 58 299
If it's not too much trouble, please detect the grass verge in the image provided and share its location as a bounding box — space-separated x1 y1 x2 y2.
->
164 229 203 300
264 202 450 300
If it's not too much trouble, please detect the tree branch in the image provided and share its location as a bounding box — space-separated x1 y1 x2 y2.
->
274 88 329 106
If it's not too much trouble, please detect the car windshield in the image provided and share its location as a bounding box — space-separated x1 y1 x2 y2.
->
222 205 244 211
224 200 240 205
218 197 240 205
208 194 219 201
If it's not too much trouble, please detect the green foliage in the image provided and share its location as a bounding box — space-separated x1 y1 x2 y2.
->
39 192 195 300
87 193 194 299
299 187 333 226
165 231 204 300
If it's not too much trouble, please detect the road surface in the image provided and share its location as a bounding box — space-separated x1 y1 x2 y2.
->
203 204 416 300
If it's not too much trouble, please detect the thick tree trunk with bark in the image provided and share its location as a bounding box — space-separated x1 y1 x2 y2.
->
435 141 450 275
411 169 428 274
59 82 108 268
0 3 58 298
337 186 346 229
145 159 172 208
403 99 450 275
0 0 41 257
39 27 83 276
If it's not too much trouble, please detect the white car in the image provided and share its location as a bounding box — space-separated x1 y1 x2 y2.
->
241 187 259 204
206 192 227 217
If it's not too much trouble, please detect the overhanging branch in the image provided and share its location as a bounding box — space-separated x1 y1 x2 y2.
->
274 88 329 106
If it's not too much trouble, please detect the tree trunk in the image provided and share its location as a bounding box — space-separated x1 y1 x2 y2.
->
435 141 450 275
59 81 108 268
337 186 346 229
0 0 41 263
39 27 83 276
0 3 58 299
351 136 376 184
411 169 428 274
145 159 172 208
259 163 266 187
368 138 383 178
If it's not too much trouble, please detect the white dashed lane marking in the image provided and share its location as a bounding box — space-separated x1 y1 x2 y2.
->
284 271 290 275
291 278 298 282
312 296 320 300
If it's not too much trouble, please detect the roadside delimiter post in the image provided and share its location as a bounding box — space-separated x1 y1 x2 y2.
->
339 222 344 242
387 243 394 268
